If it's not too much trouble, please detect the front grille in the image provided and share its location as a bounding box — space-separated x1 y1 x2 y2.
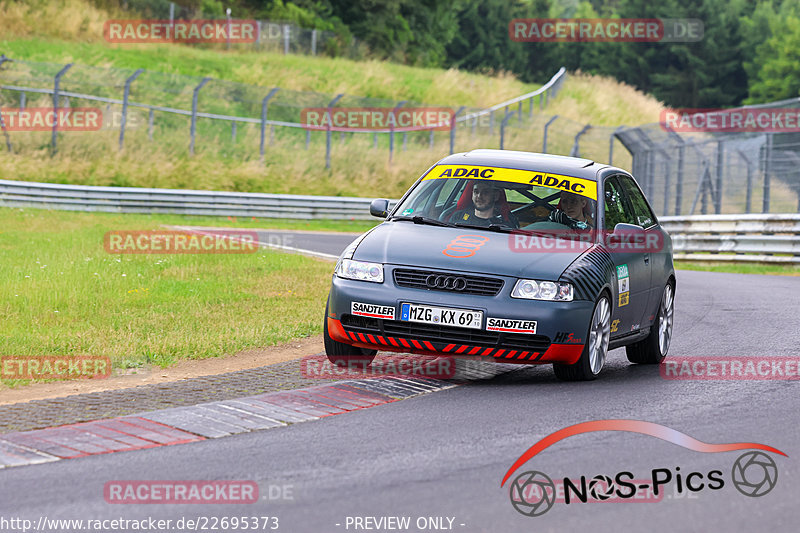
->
393 269 504 296
340 315 550 351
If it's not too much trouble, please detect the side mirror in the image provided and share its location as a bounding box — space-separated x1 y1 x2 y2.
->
369 198 390 218
613 222 645 235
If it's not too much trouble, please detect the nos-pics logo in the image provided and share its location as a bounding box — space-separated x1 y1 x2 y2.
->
502 420 785 517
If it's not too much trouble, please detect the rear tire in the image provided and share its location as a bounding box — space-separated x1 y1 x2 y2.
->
553 294 611 381
626 283 674 364
324 303 377 369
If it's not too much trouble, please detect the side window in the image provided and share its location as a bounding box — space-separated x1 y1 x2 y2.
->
618 176 655 228
603 177 635 230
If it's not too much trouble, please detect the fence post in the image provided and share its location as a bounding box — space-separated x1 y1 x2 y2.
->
169 2 174 26
542 115 558 153
662 159 671 216
306 130 310 149
373 133 377 149
311 29 317 56
189 77 211 155
529 96 534 118
429 129 434 149
19 92 26 109
450 106 465 155
763 133 772 213
283 24 290 54
148 109 154 140
499 109 515 150
715 141 724 214
231 122 237 142
517 101 522 122
326 93 344 169
609 126 625 165
489 109 495 136
119 68 143 151
226 9 232 50
259 87 279 160
570 124 591 157
51 63 73 155
0 55 14 153
389 100 406 162
738 150 753 214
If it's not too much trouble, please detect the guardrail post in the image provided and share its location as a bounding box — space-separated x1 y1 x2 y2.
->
259 87 279 161
283 25 290 54
499 109 515 150
542 115 558 153
715 141 724 214
450 106 465 155
311 29 317 56
189 77 211 155
570 124 591 157
389 100 406 163
763 133 772 213
51 63 73 155
326 93 343 169
119 68 143 151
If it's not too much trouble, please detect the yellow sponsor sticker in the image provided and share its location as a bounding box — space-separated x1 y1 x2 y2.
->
618 292 629 307
425 165 597 200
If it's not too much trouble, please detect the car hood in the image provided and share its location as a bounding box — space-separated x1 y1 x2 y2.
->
352 221 592 279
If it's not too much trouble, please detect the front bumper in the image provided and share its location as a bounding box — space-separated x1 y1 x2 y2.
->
327 268 595 365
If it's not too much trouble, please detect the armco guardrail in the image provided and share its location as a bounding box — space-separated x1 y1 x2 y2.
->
2 179 798 263
660 214 800 263
0 179 381 220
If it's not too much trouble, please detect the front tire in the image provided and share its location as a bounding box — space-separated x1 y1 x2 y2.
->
626 283 674 364
553 294 611 381
324 303 377 369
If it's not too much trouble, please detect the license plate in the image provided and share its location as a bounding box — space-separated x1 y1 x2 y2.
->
400 303 483 329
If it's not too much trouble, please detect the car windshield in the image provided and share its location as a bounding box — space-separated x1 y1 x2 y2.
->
391 166 598 231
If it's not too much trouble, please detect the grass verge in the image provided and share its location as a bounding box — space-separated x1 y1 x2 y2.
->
675 260 800 276
0 207 346 389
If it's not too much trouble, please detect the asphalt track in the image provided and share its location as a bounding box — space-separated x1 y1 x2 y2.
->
1 231 799 533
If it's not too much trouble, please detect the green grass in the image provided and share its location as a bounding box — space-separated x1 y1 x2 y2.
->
675 260 800 276
0 207 345 388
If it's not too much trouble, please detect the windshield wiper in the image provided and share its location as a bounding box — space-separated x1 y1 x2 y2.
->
453 222 516 233
390 215 454 227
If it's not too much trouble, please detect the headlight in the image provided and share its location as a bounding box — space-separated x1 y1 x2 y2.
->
511 279 573 301
336 259 384 283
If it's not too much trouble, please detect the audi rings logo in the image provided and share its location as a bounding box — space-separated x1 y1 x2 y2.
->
442 234 490 258
509 471 556 517
425 274 468 291
732 451 778 497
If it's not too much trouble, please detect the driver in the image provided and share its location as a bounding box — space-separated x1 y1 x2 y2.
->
549 190 594 229
452 181 519 228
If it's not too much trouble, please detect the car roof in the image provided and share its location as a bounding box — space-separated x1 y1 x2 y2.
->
435 149 608 181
